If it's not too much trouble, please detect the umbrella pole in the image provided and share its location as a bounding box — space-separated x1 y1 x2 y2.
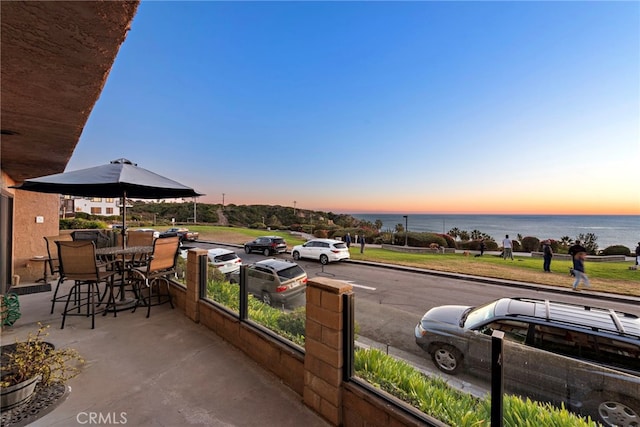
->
121 192 127 249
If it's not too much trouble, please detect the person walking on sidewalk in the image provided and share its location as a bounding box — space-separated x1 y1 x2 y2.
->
360 233 366 254
542 240 553 272
569 240 590 290
635 242 640 266
502 235 514 260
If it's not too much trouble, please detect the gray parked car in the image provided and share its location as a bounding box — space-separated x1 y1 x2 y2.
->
229 259 307 308
415 297 640 426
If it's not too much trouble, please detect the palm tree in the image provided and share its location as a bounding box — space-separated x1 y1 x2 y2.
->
459 230 470 241
448 227 460 239
470 229 482 240
559 236 573 247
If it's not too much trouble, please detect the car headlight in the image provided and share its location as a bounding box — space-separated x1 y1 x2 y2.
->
417 323 427 337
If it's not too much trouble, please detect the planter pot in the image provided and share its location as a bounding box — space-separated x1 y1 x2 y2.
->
1 374 41 410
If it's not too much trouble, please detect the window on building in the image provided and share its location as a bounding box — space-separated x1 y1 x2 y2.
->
106 198 114 203
106 208 114 215
91 207 102 215
91 197 102 202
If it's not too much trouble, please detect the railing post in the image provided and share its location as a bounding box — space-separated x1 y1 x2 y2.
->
304 276 353 426
185 248 207 323
342 292 354 380
491 330 504 427
238 265 248 320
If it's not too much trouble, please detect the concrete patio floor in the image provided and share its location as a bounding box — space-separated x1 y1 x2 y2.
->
1 287 329 427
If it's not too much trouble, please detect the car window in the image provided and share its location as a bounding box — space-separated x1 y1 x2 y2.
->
273 239 284 244
527 324 640 374
333 242 347 249
249 267 275 282
277 265 305 280
215 253 237 262
463 301 498 329
305 242 316 248
593 336 640 373
321 242 330 248
482 320 531 344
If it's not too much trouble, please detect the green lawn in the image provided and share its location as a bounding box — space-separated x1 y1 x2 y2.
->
190 225 640 297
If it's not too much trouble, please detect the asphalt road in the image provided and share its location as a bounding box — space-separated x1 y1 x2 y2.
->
188 240 639 353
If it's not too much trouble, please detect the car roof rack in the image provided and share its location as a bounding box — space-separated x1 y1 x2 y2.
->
506 297 640 340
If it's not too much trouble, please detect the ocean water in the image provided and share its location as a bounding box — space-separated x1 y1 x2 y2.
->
350 214 640 250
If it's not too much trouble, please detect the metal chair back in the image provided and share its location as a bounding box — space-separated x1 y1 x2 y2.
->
147 236 180 274
56 240 100 281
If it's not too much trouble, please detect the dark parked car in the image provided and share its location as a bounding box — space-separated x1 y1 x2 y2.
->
160 227 198 242
415 297 640 426
229 259 306 307
244 236 287 256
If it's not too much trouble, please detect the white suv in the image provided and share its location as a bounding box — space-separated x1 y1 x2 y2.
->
291 238 350 265
207 248 242 275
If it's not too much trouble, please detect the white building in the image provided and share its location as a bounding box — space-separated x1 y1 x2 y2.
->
60 196 121 217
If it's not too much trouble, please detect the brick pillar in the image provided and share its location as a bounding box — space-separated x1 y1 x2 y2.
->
304 276 353 426
185 248 207 322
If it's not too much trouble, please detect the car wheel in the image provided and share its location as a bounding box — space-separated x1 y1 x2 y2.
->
261 292 272 306
244 246 251 254
263 248 270 257
431 344 462 375
584 392 640 427
292 251 300 261
320 254 329 265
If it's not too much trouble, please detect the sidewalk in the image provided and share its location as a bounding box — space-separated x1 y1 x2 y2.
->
1 290 329 427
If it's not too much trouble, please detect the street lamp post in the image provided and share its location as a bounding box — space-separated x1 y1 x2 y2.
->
403 215 408 246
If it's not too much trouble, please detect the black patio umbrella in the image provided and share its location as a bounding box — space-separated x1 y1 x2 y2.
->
12 158 203 247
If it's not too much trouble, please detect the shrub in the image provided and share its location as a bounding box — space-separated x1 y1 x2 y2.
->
521 236 540 253
59 218 108 230
398 232 446 248
512 240 521 252
355 348 597 426
435 233 457 248
601 245 631 256
313 229 328 238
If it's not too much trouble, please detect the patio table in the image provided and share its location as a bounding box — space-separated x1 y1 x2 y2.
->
95 246 153 312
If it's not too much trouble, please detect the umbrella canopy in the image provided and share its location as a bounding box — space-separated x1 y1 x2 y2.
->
13 158 201 199
12 158 203 247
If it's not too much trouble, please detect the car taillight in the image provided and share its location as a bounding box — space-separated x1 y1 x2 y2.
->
331 250 339 253
236 258 242 263
276 285 287 293
302 277 308 284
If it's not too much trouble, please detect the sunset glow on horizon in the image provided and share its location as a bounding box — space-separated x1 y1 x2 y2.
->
68 2 639 217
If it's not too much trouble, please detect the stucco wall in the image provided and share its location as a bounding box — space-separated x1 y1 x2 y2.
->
12 188 59 282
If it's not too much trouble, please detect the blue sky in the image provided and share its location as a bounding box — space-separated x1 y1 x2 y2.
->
69 1 640 215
